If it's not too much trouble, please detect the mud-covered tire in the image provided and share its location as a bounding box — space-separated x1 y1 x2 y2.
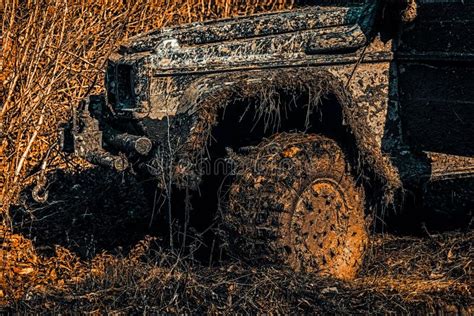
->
220 132 368 279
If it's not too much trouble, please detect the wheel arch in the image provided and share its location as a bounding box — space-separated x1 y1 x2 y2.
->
172 68 401 202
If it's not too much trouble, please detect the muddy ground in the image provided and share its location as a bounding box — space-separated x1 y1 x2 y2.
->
2 166 473 314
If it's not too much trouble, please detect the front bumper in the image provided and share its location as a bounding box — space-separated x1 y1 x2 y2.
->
60 95 153 172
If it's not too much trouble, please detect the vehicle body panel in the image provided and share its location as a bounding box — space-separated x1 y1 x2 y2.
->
62 0 474 216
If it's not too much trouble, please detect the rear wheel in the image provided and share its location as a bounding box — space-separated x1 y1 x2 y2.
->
219 132 368 279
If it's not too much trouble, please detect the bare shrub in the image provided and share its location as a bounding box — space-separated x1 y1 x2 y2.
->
0 0 294 218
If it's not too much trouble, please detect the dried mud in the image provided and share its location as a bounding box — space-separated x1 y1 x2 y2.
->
1 167 472 314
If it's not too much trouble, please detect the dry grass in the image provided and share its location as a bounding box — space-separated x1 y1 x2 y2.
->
2 230 472 313
0 0 294 216
1 167 472 313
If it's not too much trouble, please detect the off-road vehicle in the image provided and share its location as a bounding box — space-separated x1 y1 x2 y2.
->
60 0 474 279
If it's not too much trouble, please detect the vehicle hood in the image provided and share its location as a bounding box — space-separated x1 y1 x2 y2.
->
117 4 375 72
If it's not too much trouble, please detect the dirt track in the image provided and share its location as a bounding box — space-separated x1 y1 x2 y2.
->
1 167 472 314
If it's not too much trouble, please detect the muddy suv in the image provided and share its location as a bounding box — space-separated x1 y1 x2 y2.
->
60 0 474 279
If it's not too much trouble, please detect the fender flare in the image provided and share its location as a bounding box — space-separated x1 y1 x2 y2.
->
171 68 401 201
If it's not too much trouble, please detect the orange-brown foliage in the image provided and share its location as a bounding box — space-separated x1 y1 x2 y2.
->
0 0 294 215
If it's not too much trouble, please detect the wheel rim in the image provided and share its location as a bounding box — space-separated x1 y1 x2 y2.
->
290 178 353 272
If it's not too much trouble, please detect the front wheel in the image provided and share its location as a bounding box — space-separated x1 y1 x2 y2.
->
219 133 368 280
